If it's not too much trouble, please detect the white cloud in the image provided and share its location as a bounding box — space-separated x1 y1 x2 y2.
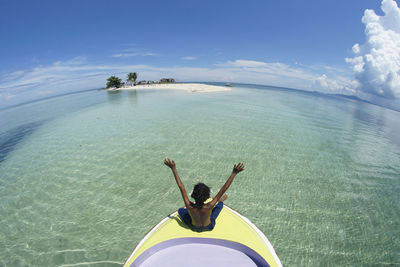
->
346 0 400 100
312 74 357 95
216 60 314 80
37 90 54 95
0 56 357 109
111 46 158 58
181 56 197 60
352 43 361 54
1 70 25 82
112 52 157 58
217 59 268 67
56 56 87 65
216 59 356 95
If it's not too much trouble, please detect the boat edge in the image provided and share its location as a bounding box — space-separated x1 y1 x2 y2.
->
123 205 282 267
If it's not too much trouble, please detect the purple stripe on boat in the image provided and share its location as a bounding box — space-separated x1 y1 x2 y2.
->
131 237 270 267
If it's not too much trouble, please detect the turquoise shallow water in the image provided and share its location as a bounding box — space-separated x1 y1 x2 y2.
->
0 84 399 266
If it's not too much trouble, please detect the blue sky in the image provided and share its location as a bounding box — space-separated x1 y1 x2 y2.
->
1 0 399 109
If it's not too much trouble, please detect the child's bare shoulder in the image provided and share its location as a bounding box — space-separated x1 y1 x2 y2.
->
202 203 214 210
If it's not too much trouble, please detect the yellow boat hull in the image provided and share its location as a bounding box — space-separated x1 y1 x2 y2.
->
124 205 282 266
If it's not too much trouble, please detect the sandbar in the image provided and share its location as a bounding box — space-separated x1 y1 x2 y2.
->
110 83 231 93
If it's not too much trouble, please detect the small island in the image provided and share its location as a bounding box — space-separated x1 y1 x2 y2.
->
105 72 231 93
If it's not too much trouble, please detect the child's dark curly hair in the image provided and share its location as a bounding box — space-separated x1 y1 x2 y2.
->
191 183 210 208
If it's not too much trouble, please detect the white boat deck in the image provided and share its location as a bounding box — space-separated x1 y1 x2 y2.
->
138 243 257 267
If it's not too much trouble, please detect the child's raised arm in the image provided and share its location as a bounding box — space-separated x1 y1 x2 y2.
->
210 163 245 207
164 158 191 209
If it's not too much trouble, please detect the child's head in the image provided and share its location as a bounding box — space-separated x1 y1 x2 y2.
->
191 183 210 206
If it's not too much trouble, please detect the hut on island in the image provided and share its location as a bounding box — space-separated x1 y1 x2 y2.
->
159 78 175 83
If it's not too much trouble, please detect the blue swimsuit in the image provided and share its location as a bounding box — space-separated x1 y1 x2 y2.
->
178 202 224 232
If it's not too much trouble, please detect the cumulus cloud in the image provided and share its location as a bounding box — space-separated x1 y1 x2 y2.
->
346 0 400 99
216 59 357 96
312 74 357 95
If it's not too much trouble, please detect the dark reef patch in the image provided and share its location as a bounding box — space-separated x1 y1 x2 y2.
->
0 121 43 164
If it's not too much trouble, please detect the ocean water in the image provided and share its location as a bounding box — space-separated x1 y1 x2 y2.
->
0 84 399 266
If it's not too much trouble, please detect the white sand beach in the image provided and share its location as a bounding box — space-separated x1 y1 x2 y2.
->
112 83 231 93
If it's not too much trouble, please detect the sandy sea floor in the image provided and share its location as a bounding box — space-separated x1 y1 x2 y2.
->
0 84 399 266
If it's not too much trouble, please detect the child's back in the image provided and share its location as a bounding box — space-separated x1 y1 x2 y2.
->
188 204 213 227
188 193 227 227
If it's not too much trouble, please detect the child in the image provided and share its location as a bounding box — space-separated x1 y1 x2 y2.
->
164 158 245 232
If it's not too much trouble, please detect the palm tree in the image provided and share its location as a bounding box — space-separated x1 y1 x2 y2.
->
127 72 138 86
106 76 122 88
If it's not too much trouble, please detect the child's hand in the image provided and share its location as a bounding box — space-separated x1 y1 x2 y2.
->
233 162 245 174
164 158 176 169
